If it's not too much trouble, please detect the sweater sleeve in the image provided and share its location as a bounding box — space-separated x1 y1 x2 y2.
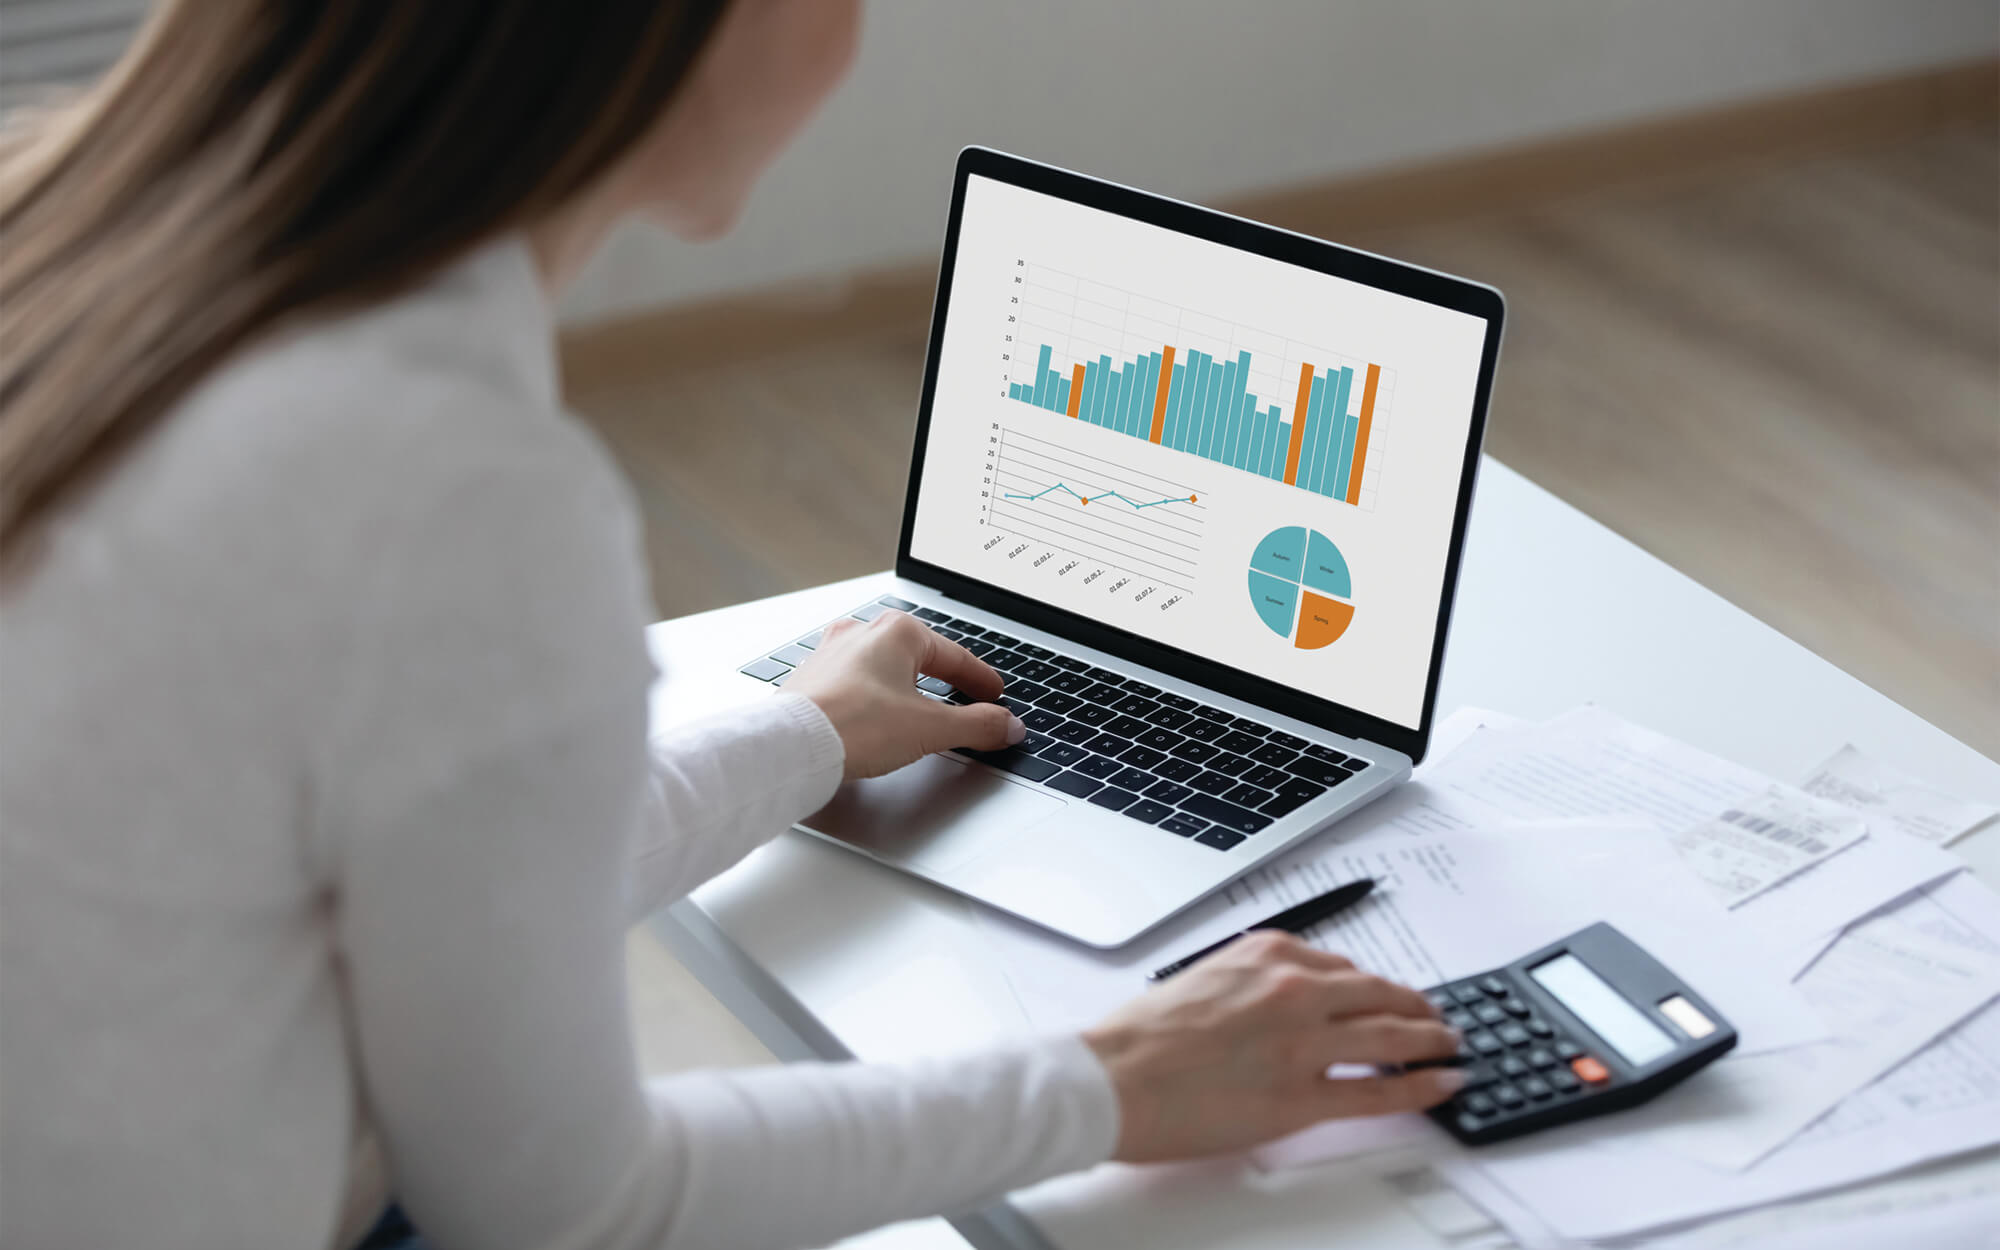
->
327 420 1118 1250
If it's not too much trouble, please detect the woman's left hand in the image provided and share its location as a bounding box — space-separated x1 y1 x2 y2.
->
785 610 1027 780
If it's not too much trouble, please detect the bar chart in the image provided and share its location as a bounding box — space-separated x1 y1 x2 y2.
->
987 426 1204 592
1004 264 1393 508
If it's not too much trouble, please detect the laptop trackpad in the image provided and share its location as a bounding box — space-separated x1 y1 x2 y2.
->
803 754 1065 872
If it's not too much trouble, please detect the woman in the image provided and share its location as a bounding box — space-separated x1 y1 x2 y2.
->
0 3 1464 1247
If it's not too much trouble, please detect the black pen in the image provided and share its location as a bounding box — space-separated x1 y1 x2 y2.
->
1147 877 1378 982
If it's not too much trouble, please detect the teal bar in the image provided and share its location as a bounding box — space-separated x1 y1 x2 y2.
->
1236 390 1258 469
1336 411 1359 497
1078 363 1098 420
1184 353 1209 451
1141 352 1163 437
1204 355 1228 459
1091 355 1113 424
1223 385 1245 468
1322 366 1355 495
1124 355 1146 435
1212 360 1237 460
1043 369 1060 411
1248 405 1268 475
1261 404 1283 476
1009 383 1022 401
1032 345 1053 406
1273 404 1290 477
1108 367 1126 429
1056 377 1070 413
1165 362 1189 448
1230 352 1254 466
1306 368 1333 495
1302 372 1329 493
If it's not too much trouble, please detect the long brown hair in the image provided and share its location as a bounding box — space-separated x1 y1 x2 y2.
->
0 0 728 553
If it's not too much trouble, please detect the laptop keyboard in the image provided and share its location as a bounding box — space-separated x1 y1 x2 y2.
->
740 595 1368 851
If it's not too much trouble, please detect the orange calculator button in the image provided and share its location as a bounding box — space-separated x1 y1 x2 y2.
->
1571 1056 1611 1085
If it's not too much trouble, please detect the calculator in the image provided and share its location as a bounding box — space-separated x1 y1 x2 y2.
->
1415 922 1737 1145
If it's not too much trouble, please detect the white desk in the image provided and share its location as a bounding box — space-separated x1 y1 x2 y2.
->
643 459 2000 1249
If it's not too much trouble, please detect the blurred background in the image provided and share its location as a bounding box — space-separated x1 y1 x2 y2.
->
8 1 1994 759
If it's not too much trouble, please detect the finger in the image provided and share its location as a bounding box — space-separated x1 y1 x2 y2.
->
1319 970 1444 1022
921 697 1025 753
1312 1068 1464 1120
1311 1014 1460 1068
820 615 864 647
908 626 1004 701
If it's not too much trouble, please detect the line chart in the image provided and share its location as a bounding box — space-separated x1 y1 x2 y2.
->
984 426 1205 592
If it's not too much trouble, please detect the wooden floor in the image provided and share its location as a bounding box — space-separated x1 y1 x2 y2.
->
565 123 2000 758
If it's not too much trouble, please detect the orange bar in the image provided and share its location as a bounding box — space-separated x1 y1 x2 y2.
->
1066 363 1085 418
1148 346 1175 443
1282 361 1315 485
1345 363 1382 504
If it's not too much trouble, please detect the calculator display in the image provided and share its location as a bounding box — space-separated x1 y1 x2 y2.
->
1529 954 1674 1065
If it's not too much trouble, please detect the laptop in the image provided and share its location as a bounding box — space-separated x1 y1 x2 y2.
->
736 148 1504 948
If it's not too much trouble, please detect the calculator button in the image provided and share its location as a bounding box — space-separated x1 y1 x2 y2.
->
1526 1047 1557 1070
1555 1040 1585 1061
1502 997 1531 1017
1548 1067 1582 1093
1571 1056 1612 1085
1456 1112 1487 1135
1424 991 1455 1013
1478 975 1509 997
1492 1083 1526 1109
1526 1016 1554 1037
1498 1056 1529 1079
1520 1075 1555 1101
1473 1003 1507 1026
1468 1031 1504 1056
1444 1010 1476 1032
1496 1023 1531 1048
1462 1091 1497 1117
1451 985 1485 1006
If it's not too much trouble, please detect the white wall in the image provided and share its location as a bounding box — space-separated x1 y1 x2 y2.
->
559 0 1998 325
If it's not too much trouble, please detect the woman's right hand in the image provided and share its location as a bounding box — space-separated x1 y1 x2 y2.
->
1081 931 1463 1162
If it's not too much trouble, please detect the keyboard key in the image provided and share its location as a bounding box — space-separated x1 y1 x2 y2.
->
1241 764 1289 789
1266 731 1309 750
771 643 814 667
1554 1040 1585 1061
1041 742 1090 767
1303 744 1352 765
1452 985 1486 1005
1209 753 1253 777
1088 786 1139 812
1080 682 1126 704
1502 997 1531 1017
739 657 791 681
1180 794 1275 834
1113 694 1161 717
1548 1067 1581 1093
1168 739 1219 764
1526 1047 1557 1070
984 650 1024 672
1118 744 1167 769
1125 799 1174 825
1492 1082 1526 1109
1260 778 1328 817
1144 706 1194 730
1047 670 1092 693
1110 766 1154 792
998 696 1033 718
1189 771 1236 795
1180 718 1227 742
1038 692 1082 715
1084 732 1128 756
1228 716 1269 734
1498 1055 1529 1079
1155 758 1203 783
1469 1031 1504 1056
1195 828 1247 851
877 594 918 610
1526 1017 1554 1038
1144 779 1195 806
1135 727 1185 753
1474 1002 1507 1025
1013 732 1053 756
1084 666 1124 684
1478 975 1509 996
932 628 964 642
796 630 824 650
1075 754 1124 780
961 638 995 657
1463 1091 1497 1117
913 607 951 623
966 748 1060 782
1014 660 1060 684
852 602 892 621
1051 655 1090 672
1050 721 1099 745
915 676 954 697
1015 642 1054 660
1009 680 1051 704
1157 692 1198 711
770 671 791 687
1223 782 1274 808
1287 756 1355 786
1160 813 1207 837
1069 703 1116 727
1047 771 1102 798
1444 1009 1476 1031
1121 679 1162 697
1250 742 1298 767
947 690 975 705
944 616 980 632
1103 715 1152 739
1022 709 1065 734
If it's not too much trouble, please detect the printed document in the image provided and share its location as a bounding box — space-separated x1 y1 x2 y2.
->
1669 784 1867 908
1802 743 1999 847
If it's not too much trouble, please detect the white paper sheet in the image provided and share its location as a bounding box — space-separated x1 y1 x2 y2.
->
1424 709 1966 976
1669 784 1868 908
1452 874 2000 1241
1802 744 2000 847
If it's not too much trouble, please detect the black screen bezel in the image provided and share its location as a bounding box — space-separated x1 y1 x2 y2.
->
895 147 1505 763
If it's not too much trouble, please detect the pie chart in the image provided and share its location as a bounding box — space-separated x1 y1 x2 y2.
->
1248 526 1354 649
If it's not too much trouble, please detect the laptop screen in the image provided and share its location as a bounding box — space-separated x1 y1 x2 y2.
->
908 171 1490 733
